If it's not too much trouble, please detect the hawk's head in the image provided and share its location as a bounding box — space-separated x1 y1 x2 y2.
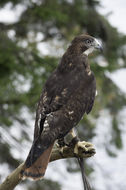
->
69 34 102 55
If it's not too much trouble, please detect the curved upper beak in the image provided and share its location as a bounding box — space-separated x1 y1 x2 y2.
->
94 38 103 52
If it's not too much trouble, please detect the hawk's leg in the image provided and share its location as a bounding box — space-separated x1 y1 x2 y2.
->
68 128 94 155
68 128 79 149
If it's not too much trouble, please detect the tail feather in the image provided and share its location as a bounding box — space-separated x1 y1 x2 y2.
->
21 143 54 180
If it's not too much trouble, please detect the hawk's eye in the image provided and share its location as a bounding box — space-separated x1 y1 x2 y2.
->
86 39 91 44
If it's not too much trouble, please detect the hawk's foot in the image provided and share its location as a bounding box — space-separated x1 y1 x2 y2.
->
57 138 66 147
74 141 95 157
56 138 68 156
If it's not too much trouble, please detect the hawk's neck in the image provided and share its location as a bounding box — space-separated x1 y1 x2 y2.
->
58 51 91 76
67 44 87 55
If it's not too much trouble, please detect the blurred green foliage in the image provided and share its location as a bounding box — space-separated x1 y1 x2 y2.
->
27 179 61 190
0 0 126 189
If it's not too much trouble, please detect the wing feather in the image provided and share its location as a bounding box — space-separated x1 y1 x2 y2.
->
34 55 96 139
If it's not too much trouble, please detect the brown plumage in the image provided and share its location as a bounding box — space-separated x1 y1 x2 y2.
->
21 34 102 180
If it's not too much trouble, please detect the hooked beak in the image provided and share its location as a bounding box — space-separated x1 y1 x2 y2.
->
94 38 103 52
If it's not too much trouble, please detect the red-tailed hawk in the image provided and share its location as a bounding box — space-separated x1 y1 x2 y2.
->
21 34 102 180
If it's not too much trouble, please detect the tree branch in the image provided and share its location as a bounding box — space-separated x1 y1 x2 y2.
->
0 141 95 190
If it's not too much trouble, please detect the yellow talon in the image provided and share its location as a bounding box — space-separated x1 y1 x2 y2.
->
74 141 93 154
